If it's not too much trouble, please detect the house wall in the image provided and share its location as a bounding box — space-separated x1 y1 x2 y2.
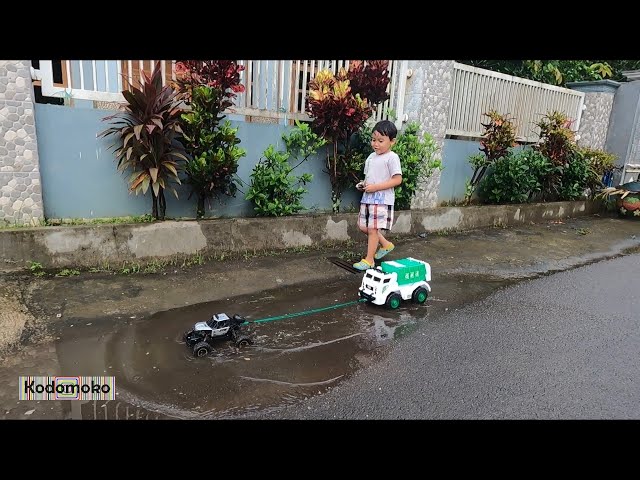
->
0 61 44 226
437 139 480 205
603 80 640 184
34 103 361 220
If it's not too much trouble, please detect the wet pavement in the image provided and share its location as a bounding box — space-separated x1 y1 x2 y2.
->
0 214 638 419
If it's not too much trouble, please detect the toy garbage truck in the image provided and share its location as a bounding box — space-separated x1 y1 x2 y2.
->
358 257 431 309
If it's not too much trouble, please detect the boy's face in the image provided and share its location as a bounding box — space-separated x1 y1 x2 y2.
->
371 130 395 155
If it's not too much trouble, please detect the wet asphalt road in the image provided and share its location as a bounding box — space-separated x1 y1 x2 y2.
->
244 254 640 419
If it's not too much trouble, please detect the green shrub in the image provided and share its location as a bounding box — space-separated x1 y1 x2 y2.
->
246 121 326 217
479 149 550 204
559 151 599 200
466 110 518 203
391 122 441 210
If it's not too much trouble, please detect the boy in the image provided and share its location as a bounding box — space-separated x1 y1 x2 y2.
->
353 120 402 271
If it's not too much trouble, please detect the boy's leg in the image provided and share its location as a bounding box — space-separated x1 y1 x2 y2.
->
377 230 393 249
374 205 395 259
357 203 370 235
365 228 379 265
353 204 379 270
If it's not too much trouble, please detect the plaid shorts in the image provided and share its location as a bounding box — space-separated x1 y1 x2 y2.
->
358 203 394 231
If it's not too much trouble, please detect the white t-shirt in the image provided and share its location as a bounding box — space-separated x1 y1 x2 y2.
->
360 150 402 205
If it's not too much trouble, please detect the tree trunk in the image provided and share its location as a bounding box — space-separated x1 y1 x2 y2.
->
196 195 205 219
331 189 341 214
158 189 166 220
151 190 158 219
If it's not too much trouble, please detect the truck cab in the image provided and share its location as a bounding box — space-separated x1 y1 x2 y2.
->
358 257 431 309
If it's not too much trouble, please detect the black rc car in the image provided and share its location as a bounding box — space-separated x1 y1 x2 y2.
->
183 313 254 357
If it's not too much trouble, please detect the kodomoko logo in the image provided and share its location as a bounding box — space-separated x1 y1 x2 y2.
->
19 376 115 401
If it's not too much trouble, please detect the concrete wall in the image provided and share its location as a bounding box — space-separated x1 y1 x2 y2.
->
604 80 640 184
34 103 361 220
0 200 602 270
437 138 480 205
0 61 44 226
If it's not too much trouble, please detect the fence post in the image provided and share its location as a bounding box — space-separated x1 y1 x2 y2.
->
566 79 620 151
0 60 44 226
401 60 456 209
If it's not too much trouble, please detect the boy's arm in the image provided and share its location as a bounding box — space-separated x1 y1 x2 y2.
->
364 174 402 192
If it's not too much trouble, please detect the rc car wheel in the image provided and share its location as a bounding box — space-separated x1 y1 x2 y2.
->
412 286 428 304
193 341 212 358
386 292 402 310
183 330 194 342
235 335 253 348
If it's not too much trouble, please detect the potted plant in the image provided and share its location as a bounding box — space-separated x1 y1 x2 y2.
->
599 181 640 218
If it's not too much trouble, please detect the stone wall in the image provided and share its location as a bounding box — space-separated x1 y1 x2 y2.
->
567 80 619 151
0 61 43 226
403 61 455 209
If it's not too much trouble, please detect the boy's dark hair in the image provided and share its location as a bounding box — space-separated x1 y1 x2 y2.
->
372 120 398 140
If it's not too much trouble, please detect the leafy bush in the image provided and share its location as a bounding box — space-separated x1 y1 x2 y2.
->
174 60 245 108
246 121 326 217
390 122 441 210
577 146 618 192
534 111 577 166
182 115 246 217
578 147 616 177
558 151 599 200
479 149 550 204
346 60 391 106
532 111 579 200
466 110 518 203
175 61 246 218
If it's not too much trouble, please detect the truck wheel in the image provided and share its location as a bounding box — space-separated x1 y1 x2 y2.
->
386 292 402 310
412 287 428 304
235 335 253 348
192 341 212 358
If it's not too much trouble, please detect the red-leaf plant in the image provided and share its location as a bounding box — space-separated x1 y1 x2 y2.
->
173 61 247 218
100 62 188 220
306 63 390 212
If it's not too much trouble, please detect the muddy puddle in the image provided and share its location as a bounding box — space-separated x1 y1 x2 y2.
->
2 273 512 420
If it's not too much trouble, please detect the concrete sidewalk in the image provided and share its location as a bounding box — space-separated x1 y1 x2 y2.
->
1 213 639 353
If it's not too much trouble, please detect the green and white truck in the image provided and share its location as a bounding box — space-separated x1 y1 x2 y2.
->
358 257 431 309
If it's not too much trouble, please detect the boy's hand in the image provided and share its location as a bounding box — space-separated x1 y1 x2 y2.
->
364 183 377 193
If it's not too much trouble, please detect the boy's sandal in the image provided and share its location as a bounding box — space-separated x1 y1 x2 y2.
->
353 259 374 271
374 243 395 260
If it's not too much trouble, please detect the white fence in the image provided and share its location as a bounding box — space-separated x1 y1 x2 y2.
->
447 62 585 143
37 60 409 127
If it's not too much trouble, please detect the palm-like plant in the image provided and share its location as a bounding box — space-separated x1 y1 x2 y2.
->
100 62 188 220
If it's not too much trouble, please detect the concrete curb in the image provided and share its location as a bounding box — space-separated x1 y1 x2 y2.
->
0 200 604 270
